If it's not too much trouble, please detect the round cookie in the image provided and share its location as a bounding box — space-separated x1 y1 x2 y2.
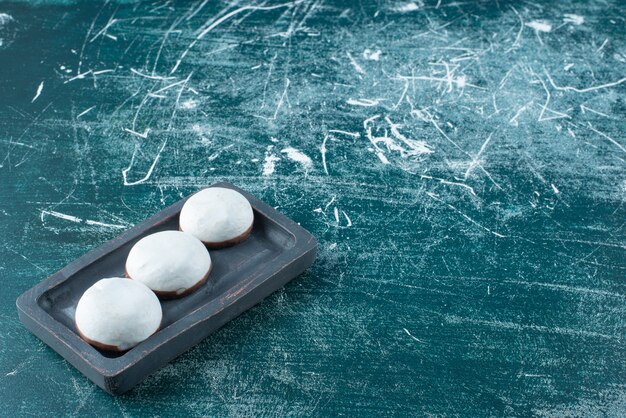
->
179 187 254 248
126 230 212 298
75 278 162 352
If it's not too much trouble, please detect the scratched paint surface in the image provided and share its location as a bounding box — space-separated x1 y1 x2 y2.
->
0 0 625 415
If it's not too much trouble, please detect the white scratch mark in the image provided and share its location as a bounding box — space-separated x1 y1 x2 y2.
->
0 13 14 25
3 245 46 272
92 69 115 76
586 123 626 153
208 144 234 161
446 315 615 340
526 20 552 32
346 98 379 107
0 139 34 149
324 195 336 211
567 126 576 138
122 139 168 186
464 133 493 180
505 6 524 53
186 0 210 21
386 116 433 157
551 184 560 194
262 147 280 176
320 134 330 175
364 115 390 164
394 2 419 13
509 102 531 126
41 210 81 223
533 70 570 122
153 79 187 95
346 52 365 75
89 15 118 43
426 114 471 157
180 98 198 110
329 130 360 138
333 207 339 223
171 1 298 74
123 128 150 139
64 70 92 84
421 175 477 198
85 220 126 229
394 79 409 109
544 68 626 93
39 210 127 230
363 49 381 61
77 106 96 119
342 210 352 227
580 104 610 118
597 38 608 53
396 74 484 90
130 68 176 80
31 81 44 103
427 193 505 238
281 146 313 171
169 72 193 129
266 78 290 120
403 328 424 343
563 14 584 25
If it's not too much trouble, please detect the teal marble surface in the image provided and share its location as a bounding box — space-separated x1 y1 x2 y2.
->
0 0 624 416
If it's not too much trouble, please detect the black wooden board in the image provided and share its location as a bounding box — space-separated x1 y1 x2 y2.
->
16 182 317 394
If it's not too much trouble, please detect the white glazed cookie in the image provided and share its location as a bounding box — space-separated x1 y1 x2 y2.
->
179 187 254 248
75 278 162 352
125 230 212 297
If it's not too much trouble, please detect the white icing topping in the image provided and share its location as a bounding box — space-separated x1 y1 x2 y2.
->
179 187 254 244
75 278 162 351
126 230 211 293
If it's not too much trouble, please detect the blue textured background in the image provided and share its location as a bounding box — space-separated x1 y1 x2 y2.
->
0 0 624 415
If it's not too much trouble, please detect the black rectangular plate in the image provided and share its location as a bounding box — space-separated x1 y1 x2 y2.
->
16 182 317 394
